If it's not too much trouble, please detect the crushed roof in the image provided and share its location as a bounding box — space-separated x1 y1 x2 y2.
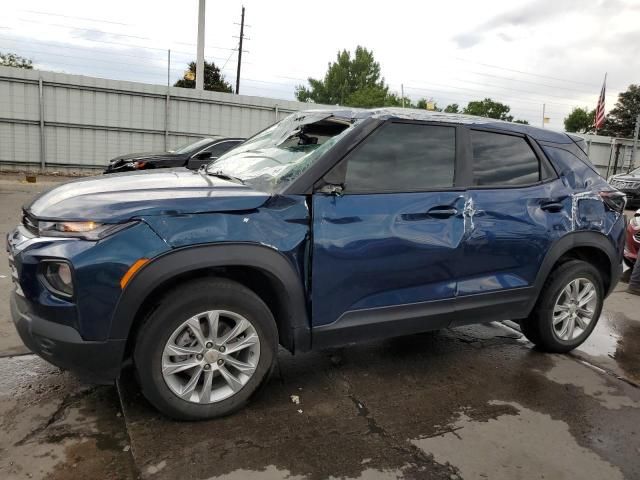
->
302 106 573 144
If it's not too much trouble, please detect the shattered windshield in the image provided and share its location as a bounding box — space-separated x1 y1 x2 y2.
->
205 112 355 192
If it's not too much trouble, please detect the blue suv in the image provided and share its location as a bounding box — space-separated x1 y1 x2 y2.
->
7 108 625 420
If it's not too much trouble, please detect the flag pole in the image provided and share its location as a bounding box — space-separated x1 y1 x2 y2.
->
595 73 607 135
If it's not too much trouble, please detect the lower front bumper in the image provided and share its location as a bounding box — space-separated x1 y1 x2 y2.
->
11 292 125 384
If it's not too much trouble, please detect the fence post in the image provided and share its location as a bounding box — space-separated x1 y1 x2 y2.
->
165 92 170 150
274 104 279 122
38 77 46 171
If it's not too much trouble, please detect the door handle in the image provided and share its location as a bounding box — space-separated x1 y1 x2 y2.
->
540 201 564 213
426 207 458 218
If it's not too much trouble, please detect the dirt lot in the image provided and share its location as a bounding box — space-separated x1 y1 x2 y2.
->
1 173 639 480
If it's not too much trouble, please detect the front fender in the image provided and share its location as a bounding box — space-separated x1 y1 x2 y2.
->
108 243 310 352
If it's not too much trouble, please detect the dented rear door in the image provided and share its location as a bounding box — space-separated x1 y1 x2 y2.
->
455 129 568 305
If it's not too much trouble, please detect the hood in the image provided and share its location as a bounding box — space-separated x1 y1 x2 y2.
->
109 152 186 164
612 171 640 180
26 169 271 223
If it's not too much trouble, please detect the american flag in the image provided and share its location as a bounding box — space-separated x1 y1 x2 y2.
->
595 74 606 131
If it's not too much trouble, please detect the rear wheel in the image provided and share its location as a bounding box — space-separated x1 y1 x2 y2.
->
520 260 604 353
134 278 278 420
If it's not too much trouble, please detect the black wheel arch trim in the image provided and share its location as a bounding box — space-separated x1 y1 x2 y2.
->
109 242 311 353
530 229 622 309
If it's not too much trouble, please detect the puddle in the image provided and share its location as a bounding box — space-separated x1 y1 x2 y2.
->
578 312 621 359
576 310 640 384
205 466 420 480
412 401 625 480
538 357 638 409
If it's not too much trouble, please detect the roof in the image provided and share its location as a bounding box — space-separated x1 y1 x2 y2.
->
303 107 574 145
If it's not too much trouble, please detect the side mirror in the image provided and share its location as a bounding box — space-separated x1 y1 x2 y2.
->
196 151 212 160
316 183 344 196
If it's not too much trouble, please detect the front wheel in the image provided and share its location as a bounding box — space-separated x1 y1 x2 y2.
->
520 260 604 353
134 278 278 420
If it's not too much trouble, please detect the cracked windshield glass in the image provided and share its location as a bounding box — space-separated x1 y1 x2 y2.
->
206 112 355 191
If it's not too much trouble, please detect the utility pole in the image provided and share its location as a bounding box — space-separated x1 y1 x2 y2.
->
401 84 405 108
167 49 171 87
541 104 546 128
630 113 640 172
195 0 206 90
235 6 245 94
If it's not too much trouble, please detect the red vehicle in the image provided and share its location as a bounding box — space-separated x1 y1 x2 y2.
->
625 209 640 267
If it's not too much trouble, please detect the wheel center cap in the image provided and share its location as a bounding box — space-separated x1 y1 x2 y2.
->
204 349 220 363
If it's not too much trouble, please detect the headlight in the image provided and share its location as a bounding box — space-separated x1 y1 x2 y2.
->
124 161 147 169
631 215 640 228
38 221 136 240
41 261 74 297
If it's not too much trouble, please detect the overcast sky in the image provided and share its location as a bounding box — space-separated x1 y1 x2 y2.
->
1 0 638 129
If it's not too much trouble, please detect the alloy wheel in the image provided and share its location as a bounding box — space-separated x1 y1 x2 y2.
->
552 278 598 341
161 310 260 404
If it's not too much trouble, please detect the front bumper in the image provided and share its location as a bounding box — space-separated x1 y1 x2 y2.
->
11 292 125 384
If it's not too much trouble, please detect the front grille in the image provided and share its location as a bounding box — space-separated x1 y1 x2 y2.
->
635 231 640 243
22 212 38 235
7 252 24 296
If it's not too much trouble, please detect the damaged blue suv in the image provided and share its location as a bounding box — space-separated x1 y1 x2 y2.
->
8 108 625 420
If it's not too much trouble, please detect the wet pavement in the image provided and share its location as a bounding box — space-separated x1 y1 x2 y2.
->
0 355 136 479
116 319 640 480
0 173 639 479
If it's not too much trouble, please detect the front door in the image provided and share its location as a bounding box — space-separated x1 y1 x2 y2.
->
310 121 466 344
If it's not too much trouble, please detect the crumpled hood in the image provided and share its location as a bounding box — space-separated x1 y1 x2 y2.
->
26 169 271 222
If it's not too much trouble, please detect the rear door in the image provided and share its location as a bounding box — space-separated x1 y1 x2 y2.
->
311 121 467 343
454 128 565 324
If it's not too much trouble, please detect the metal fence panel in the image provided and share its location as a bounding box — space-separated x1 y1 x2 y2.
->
0 122 40 164
0 66 328 171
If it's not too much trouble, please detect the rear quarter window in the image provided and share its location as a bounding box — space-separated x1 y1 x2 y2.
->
542 145 605 189
470 130 540 186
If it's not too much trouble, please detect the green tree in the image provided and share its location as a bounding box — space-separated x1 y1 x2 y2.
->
563 107 595 133
444 103 460 113
295 46 389 107
0 52 33 69
174 61 233 93
414 98 442 111
384 93 414 108
463 98 513 121
600 84 640 138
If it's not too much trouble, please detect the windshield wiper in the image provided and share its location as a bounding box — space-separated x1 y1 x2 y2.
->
206 170 245 185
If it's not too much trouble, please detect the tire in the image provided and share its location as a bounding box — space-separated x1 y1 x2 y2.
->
520 260 604 353
134 278 278 420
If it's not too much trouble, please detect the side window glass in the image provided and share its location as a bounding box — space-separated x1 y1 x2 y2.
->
343 123 456 193
202 142 235 158
471 130 540 186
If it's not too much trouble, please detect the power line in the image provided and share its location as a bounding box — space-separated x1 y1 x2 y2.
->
11 17 235 54
452 56 622 91
402 81 579 109
23 9 129 26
